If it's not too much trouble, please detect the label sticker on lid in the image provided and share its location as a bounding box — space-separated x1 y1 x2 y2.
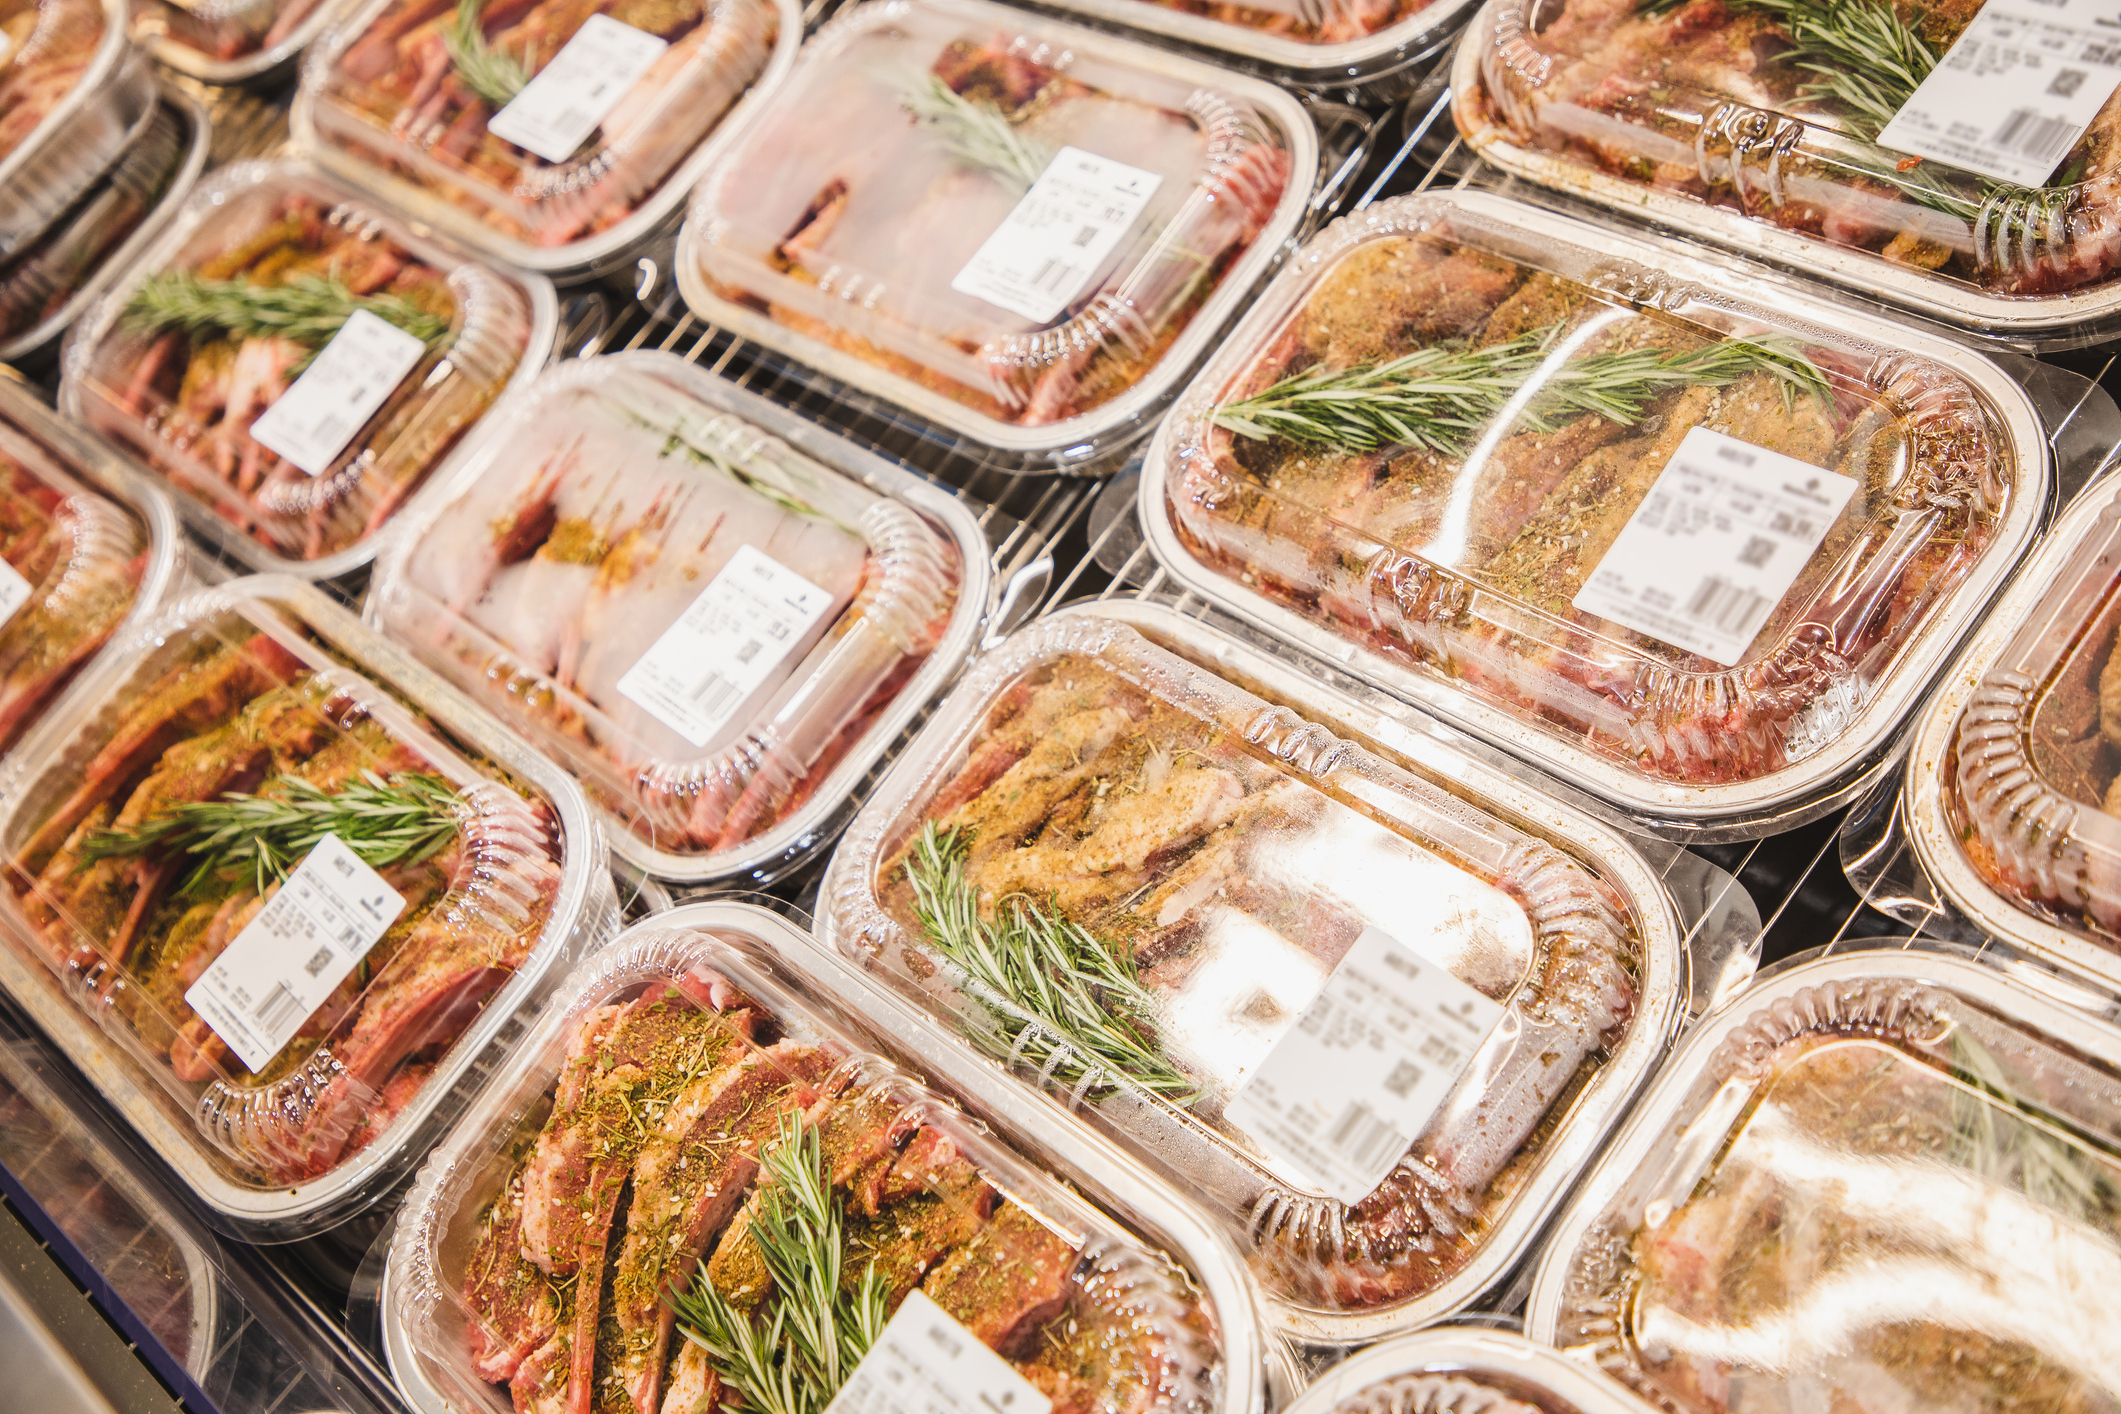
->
0 558 34 630
184 835 409 1074
950 147 1162 325
486 14 668 164
248 309 428 477
1875 0 2121 188
825 1290 1053 1414
615 544 838 749
1223 926 1505 1206
1571 426 1859 667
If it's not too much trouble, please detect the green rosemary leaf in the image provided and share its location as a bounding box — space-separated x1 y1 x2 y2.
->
1213 322 1829 455
122 271 451 358
668 1115 888 1414
75 770 461 898
902 823 1201 1106
444 0 531 110
1948 1026 2117 1223
898 73 1053 192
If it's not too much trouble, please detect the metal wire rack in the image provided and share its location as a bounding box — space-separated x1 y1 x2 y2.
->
7 33 2121 1414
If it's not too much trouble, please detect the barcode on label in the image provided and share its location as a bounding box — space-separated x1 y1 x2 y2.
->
1325 1101 1409 1176
1992 107 2079 163
254 982 308 1034
689 672 739 716
1030 258 1082 295
1683 575 1772 635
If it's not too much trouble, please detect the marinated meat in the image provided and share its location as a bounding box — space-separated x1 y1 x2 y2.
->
875 648 1642 1309
1172 225 2007 785
319 0 778 246
1467 0 2121 297
4 634 564 1186
695 24 1291 428
462 979 1189 1414
134 0 326 61
0 0 104 163
1137 0 1432 42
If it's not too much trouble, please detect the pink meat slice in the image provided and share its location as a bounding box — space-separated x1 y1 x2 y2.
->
465 1166 559 1384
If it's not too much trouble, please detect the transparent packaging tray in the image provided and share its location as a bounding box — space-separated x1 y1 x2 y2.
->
1019 0 1471 96
292 0 800 280
383 902 1265 1414
0 575 617 1238
368 351 991 886
1903 476 2121 995
0 378 185 762
0 87 209 366
1526 943 2121 1414
1454 0 2121 346
1284 1327 1660 1414
0 0 157 260
62 158 557 580
675 0 1317 474
133 0 337 84
1141 189 2051 840
820 603 1686 1346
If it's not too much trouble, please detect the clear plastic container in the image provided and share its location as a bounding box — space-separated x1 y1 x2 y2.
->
820 604 1687 1346
62 159 558 580
1141 189 2051 839
0 0 157 260
1526 942 2121 1414
1455 0 2121 346
0 575 616 1238
292 0 800 280
1023 0 1469 97
383 903 1265 1414
367 351 991 886
0 88 209 366
1282 1327 1661 1414
1902 477 2121 995
132 0 336 84
675 0 1317 473
0 377 185 761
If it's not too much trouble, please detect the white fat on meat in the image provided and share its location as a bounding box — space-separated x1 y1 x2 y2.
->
464 558 598 676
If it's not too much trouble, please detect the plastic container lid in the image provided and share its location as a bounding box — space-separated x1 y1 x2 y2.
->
820 604 1686 1345
368 351 990 886
292 0 799 278
0 379 184 763
62 159 558 580
0 0 157 260
0 89 209 365
676 0 1316 470
131 0 336 83
1455 0 2121 345
0 575 616 1238
1903 477 2121 995
383 904 1259 1414
1026 0 1470 92
1141 189 2050 839
1527 943 2121 1413
1282 1327 1662 1414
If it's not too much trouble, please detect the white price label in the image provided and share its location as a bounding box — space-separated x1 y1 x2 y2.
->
0 557 34 629
826 1291 1052 1414
184 835 408 1074
950 147 1162 324
1223 926 1504 1205
249 309 427 477
1571 426 1858 667
0 33 12 67
486 14 668 164
1876 0 2121 187
615 544 837 749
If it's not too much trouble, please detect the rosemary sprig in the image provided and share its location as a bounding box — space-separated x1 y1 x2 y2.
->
444 0 531 110
122 271 451 355
899 73 1053 192
668 1114 889 1414
1214 322 1829 455
74 770 461 898
902 823 1200 1106
1949 1026 2117 1223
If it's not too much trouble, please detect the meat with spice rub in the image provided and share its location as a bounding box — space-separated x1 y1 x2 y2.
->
325 0 779 246
463 978 1202 1414
135 0 327 61
3 630 563 1185
0 0 104 163
874 652 1640 1309
1143 0 1433 42
1172 226 2007 785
